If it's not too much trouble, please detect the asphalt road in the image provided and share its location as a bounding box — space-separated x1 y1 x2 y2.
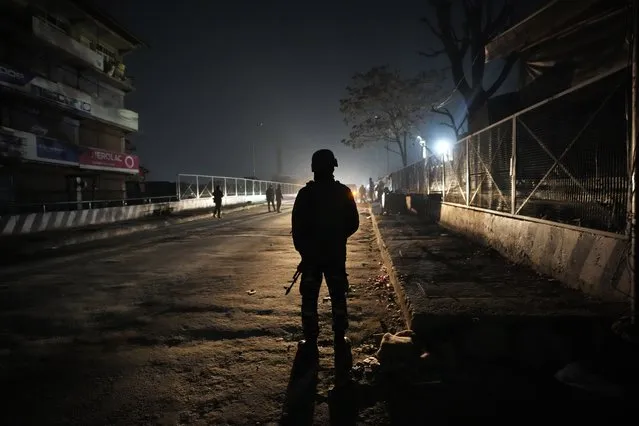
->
0 202 402 425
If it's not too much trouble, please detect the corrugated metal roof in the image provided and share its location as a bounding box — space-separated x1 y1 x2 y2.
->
484 0 604 61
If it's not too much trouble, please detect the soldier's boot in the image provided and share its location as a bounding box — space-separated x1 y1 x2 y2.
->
333 334 353 387
298 338 319 357
297 339 320 372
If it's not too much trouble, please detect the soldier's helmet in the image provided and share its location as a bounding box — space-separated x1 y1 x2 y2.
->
311 149 338 172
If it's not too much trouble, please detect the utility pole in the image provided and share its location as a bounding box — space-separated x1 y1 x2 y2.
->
254 122 264 178
252 143 256 178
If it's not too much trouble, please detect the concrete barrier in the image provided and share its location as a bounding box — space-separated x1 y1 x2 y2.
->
0 194 294 236
431 202 630 301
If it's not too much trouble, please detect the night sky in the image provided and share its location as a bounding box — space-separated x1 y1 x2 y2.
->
93 0 544 185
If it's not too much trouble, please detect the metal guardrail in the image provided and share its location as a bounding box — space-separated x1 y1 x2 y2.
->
0 174 304 216
0 195 179 215
176 174 303 199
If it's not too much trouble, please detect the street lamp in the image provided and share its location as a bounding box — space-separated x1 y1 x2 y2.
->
435 139 452 161
417 136 427 160
252 142 256 178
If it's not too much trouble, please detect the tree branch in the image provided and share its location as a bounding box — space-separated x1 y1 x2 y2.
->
384 146 401 156
439 121 456 129
431 106 458 131
418 49 446 58
483 0 513 40
420 16 442 39
484 53 518 99
430 1 472 99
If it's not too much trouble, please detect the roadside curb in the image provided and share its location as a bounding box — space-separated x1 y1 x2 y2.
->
15 201 268 252
368 206 414 330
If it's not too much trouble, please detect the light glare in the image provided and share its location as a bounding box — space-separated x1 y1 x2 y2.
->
435 139 452 157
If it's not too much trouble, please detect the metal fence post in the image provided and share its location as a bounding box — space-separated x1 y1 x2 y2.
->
425 158 430 195
234 178 238 196
442 155 446 202
244 179 247 197
195 175 200 199
465 137 470 206
177 175 181 200
511 117 517 214
224 178 227 197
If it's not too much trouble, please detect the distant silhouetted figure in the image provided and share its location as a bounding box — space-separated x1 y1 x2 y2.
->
375 181 384 202
292 149 359 387
266 184 276 212
358 185 366 203
276 184 283 213
368 177 374 202
213 185 224 218
382 187 390 215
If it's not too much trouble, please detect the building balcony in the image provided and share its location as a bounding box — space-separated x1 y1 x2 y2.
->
32 16 103 71
31 17 134 92
32 77 139 132
0 62 138 132
91 103 139 132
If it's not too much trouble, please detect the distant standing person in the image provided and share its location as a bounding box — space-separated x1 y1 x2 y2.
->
368 177 375 202
275 184 283 213
213 185 224 218
375 181 384 202
358 184 366 203
266 184 276 212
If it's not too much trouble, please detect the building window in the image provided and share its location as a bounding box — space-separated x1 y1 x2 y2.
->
91 42 117 65
52 64 78 88
34 9 70 34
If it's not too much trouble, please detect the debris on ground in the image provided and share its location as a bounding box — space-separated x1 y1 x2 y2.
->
247 289 256 295
367 274 389 288
351 329 430 388
375 330 418 365
352 356 381 382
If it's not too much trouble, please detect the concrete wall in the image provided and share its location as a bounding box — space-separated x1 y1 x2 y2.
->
1 194 293 236
411 197 630 301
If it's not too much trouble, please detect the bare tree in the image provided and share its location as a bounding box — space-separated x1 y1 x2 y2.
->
340 66 443 166
420 0 517 131
431 105 467 141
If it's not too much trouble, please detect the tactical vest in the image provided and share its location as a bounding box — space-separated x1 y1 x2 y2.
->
303 179 351 246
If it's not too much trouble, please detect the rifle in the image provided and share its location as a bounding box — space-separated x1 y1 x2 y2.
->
284 263 303 295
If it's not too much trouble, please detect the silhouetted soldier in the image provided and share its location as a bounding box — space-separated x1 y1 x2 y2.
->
368 177 374 202
358 184 366 204
276 184 283 213
266 184 275 212
213 185 224 218
292 149 359 386
375 181 384 202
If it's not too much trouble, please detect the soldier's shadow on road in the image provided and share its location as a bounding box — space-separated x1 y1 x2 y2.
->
280 348 360 426
280 347 320 425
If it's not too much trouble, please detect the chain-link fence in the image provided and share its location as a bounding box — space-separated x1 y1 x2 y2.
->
177 174 302 200
388 69 630 234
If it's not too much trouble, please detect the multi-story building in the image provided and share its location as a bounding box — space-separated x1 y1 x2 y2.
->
0 0 146 212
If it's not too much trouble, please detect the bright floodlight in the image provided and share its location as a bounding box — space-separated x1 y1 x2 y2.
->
435 139 452 157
